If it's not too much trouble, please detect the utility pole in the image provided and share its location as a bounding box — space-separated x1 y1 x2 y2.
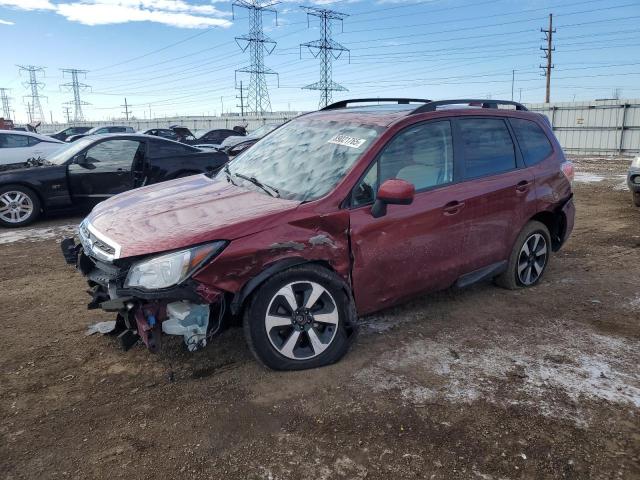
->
0 88 12 119
236 80 245 116
121 98 130 120
233 1 279 115
300 6 349 109
220 96 224 116
63 106 72 123
50 110 53 124
17 65 47 123
511 70 515 101
60 68 90 122
540 13 555 103
26 102 33 123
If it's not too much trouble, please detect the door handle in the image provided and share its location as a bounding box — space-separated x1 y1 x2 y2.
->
116 168 127 175
516 180 532 193
443 200 465 216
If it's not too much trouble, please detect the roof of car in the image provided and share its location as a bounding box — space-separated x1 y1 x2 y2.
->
0 130 64 143
304 99 533 127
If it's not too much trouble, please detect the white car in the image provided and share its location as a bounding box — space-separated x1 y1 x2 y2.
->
0 131 65 166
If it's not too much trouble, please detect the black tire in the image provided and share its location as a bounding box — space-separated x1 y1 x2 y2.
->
243 264 356 371
0 184 41 228
632 192 640 208
495 221 551 290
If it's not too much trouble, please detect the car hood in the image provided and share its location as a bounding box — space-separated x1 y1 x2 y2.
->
86 175 302 259
0 159 59 172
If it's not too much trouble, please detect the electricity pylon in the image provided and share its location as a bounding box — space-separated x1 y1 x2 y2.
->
60 68 90 122
233 1 279 114
0 88 11 119
18 65 47 123
300 6 349 109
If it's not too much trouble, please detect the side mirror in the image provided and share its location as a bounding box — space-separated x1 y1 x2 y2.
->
74 153 88 165
371 179 415 218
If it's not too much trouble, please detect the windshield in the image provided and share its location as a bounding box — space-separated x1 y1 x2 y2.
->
248 124 278 139
218 118 383 201
46 137 95 165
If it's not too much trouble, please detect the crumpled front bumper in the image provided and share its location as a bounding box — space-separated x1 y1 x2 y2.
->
61 237 224 352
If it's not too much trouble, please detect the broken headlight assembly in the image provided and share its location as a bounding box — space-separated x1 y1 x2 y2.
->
125 241 227 290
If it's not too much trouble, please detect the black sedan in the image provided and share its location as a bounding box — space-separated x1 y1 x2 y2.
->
0 134 228 227
49 126 92 142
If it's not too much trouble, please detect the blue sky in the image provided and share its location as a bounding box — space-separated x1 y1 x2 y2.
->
1 0 639 123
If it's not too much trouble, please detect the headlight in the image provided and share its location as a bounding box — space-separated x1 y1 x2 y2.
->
632 157 640 168
125 241 227 290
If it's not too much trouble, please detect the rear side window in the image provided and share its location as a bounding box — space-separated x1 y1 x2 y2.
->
510 118 553 166
27 137 41 146
459 118 516 179
148 139 195 157
0 134 29 148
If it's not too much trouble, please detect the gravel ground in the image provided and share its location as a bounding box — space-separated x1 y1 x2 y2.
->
1 156 638 480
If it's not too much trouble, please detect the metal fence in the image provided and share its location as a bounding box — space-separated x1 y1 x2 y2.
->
527 99 640 156
35 100 640 156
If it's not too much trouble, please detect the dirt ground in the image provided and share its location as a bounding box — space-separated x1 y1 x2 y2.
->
1 156 638 480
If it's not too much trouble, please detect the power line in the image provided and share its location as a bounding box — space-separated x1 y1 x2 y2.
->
233 1 279 114
300 6 350 109
17 65 47 124
60 68 90 122
540 13 555 103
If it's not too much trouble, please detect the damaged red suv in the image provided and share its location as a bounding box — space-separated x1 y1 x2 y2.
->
62 98 575 370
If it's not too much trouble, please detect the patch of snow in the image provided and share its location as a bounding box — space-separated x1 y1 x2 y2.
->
355 322 640 425
574 172 605 183
0 223 77 245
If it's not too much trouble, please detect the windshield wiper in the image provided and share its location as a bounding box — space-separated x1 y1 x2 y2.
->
234 172 280 198
222 164 237 184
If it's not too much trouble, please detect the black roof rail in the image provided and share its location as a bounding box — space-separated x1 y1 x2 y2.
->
412 99 528 114
322 98 432 111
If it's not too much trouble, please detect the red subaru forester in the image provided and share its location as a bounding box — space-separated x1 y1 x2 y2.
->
62 99 575 370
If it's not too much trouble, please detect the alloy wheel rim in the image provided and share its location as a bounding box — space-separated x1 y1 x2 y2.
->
265 281 339 360
0 191 34 224
517 233 548 286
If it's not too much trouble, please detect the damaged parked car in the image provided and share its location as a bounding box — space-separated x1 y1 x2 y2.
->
627 156 640 207
62 98 575 370
0 134 227 227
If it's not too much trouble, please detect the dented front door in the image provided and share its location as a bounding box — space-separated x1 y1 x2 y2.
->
349 184 469 315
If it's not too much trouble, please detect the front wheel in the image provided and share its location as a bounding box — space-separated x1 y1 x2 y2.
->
243 265 355 370
495 221 551 290
632 191 640 207
0 185 41 228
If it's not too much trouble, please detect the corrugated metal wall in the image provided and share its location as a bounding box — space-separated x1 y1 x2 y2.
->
36 100 640 156
527 99 640 156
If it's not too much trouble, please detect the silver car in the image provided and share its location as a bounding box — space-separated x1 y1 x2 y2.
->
628 156 640 207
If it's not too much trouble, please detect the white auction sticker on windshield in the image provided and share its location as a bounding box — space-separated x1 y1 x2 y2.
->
328 134 366 149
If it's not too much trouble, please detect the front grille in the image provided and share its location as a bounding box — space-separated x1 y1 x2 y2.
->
79 221 118 261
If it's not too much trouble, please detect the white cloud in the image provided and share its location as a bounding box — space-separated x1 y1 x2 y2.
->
0 0 232 29
0 18 15 25
0 0 55 10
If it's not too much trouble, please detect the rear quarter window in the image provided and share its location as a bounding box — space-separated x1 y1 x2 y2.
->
510 118 554 166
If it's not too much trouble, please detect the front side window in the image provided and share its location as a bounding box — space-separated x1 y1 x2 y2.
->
27 137 41 146
221 118 383 201
1 134 30 148
351 121 454 207
510 118 553 166
85 140 142 164
459 118 516 178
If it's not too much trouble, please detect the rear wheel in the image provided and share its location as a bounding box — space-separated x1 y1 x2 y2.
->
495 221 551 290
243 265 354 370
0 185 41 228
